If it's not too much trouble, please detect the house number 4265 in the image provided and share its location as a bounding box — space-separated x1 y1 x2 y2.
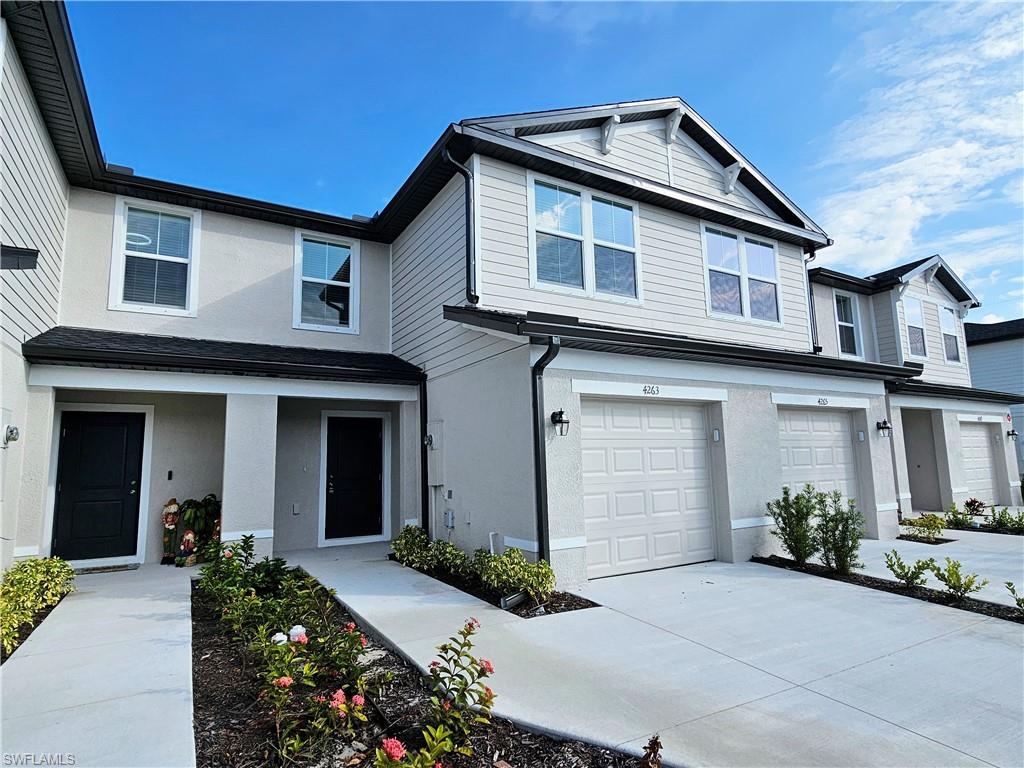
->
642 385 661 396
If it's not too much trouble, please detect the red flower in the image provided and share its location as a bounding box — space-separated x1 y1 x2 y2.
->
381 738 406 761
296 633 308 645
273 676 293 688
442 699 451 711
344 621 357 633
360 634 368 647
479 658 495 674
352 694 365 707
429 661 440 669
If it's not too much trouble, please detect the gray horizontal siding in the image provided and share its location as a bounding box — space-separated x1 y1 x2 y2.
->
871 292 899 365
1 28 68 347
477 156 811 351
968 339 1024 473
811 282 879 362
896 276 971 386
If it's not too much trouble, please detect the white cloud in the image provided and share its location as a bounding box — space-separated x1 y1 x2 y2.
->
978 313 1006 324
512 2 667 46
813 3 1024 282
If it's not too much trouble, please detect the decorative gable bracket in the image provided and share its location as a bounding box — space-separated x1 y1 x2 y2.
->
723 162 743 195
664 107 683 145
600 115 620 154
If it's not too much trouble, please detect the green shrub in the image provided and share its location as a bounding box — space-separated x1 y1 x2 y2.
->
901 514 944 542
992 506 1024 534
814 490 864 574
945 503 972 530
472 548 555 604
427 540 470 577
0 557 76 655
929 558 988 601
883 550 934 588
179 493 222 551
1005 582 1024 615
391 525 431 570
766 484 820 566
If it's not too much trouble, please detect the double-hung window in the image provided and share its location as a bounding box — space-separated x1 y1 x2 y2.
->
294 233 359 333
530 176 640 301
940 307 960 362
904 296 927 357
704 225 780 323
834 291 861 356
110 199 200 315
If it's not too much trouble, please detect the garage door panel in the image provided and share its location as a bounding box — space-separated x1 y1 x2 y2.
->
582 398 715 578
960 422 998 502
778 408 859 508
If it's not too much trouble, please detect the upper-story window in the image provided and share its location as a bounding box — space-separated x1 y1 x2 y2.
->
940 307 960 362
834 291 861 357
293 232 360 334
529 175 640 302
108 198 201 317
904 296 927 357
702 224 780 323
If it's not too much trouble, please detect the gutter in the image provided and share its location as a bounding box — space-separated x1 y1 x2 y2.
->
419 379 430 531
530 336 561 563
885 380 1024 405
441 147 479 304
805 247 821 354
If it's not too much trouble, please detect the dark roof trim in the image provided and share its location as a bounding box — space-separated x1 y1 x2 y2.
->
965 320 1024 346
1 245 40 270
810 256 980 308
22 327 425 385
445 305 922 381
885 380 1024 405
807 267 880 295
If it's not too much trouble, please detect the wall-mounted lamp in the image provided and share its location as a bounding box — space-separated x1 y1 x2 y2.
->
876 419 893 438
3 425 19 447
1008 428 1019 442
550 409 570 437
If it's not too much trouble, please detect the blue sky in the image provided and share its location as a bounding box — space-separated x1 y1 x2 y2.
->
66 1 1023 322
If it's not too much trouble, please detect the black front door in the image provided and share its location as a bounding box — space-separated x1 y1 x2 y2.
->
325 416 384 539
53 411 145 561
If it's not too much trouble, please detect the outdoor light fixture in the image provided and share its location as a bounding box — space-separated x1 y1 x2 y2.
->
876 419 893 438
550 409 570 436
1009 428 1019 442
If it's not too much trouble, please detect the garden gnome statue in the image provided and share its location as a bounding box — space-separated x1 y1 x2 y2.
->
161 498 180 565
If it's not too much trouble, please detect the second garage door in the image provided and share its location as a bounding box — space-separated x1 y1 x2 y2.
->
959 421 999 503
778 408 860 504
581 399 715 579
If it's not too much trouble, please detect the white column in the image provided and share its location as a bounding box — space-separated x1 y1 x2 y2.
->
221 394 278 558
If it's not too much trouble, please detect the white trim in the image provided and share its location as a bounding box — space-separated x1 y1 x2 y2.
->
107 196 202 317
221 528 273 540
502 536 538 553
832 288 864 360
897 493 914 501
572 378 728 402
951 486 969 495
45 403 154 566
526 170 644 306
700 221 784 328
889 394 1010 414
939 306 964 366
901 295 928 361
875 501 900 513
28 365 418 401
293 230 361 335
957 413 1005 424
732 516 772 530
13 546 39 559
771 392 870 410
500 535 584 553
318 410 392 547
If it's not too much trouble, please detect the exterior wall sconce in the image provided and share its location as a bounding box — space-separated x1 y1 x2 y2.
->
1008 428 1019 442
550 409 570 436
2 425 19 448
876 419 893 438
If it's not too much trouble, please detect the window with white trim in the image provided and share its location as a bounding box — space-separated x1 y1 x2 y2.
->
834 291 860 356
530 176 639 300
704 226 779 322
294 234 359 333
904 296 926 357
940 307 960 362
112 204 198 313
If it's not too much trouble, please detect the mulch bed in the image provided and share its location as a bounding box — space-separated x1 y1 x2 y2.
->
946 524 1024 537
896 534 956 545
0 598 65 665
752 555 1023 624
192 582 643 768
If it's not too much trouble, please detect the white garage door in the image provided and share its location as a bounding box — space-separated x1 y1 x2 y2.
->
581 399 715 579
960 422 999 503
778 408 859 503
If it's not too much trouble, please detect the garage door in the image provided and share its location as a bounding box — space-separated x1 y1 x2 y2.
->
778 408 859 503
581 399 714 579
960 422 999 503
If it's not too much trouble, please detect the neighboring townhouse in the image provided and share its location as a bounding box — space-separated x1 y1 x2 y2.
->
810 260 1023 516
966 320 1024 480
3 2 1020 586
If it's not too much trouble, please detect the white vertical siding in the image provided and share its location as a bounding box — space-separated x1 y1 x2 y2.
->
476 156 811 351
1 27 69 345
896 276 971 386
967 338 1024 474
391 175 519 378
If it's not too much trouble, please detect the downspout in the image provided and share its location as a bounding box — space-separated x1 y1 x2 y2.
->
531 335 561 562
441 148 479 305
419 378 430 533
805 247 821 353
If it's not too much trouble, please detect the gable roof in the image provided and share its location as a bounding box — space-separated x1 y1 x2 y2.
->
463 98 827 237
965 319 1024 346
809 255 980 308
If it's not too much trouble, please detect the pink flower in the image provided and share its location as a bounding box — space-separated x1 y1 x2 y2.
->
296 633 308 645
273 676 293 688
360 634 368 647
467 616 480 629
429 661 440 669
344 621 357 633
482 685 495 703
223 549 233 559
352 694 365 707
331 689 347 706
312 695 326 703
381 738 406 761
442 699 451 712
337 709 347 719
479 658 494 674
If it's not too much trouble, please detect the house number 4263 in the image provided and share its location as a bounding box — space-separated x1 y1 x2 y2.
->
817 397 829 406
642 385 661 396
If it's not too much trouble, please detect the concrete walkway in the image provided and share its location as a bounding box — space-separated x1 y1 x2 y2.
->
290 545 1024 768
1 566 195 768
857 528 1024 607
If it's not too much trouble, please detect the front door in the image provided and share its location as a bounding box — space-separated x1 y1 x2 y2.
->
53 411 145 561
324 416 384 540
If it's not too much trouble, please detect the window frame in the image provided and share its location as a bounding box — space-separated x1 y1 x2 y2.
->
700 221 783 327
293 230 361 335
940 305 963 365
902 295 928 360
832 288 863 359
107 196 202 317
526 171 643 305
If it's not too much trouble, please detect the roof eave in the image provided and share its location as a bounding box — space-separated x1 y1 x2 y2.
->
886 380 1024 405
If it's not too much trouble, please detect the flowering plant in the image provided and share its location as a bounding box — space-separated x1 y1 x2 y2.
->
427 617 495 747
308 686 369 740
374 724 459 767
